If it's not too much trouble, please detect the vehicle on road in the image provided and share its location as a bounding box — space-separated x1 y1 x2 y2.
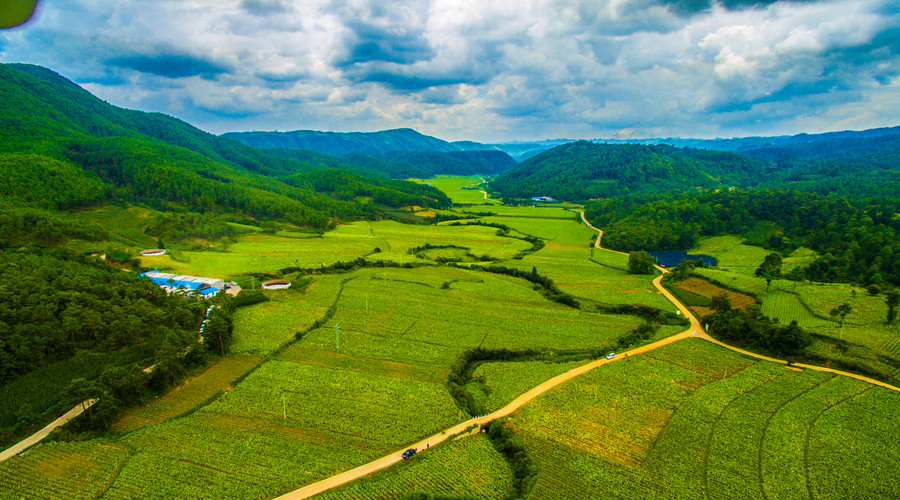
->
605 352 616 360
402 448 417 459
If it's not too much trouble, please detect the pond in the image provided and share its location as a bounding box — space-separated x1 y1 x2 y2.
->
646 250 718 268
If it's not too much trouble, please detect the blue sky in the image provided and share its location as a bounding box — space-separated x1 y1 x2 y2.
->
1 0 898 142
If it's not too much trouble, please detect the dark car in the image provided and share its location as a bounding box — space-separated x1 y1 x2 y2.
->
402 448 417 459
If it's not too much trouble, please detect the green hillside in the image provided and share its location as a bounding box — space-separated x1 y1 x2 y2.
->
0 63 451 232
490 141 766 200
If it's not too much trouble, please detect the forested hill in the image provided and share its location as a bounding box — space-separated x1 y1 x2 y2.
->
222 128 491 155
490 141 767 201
737 133 900 199
0 63 451 231
261 148 517 179
585 189 900 285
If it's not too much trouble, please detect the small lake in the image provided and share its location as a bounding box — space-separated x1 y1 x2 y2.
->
647 250 718 267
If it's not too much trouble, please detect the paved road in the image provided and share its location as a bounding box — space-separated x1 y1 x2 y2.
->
0 399 94 462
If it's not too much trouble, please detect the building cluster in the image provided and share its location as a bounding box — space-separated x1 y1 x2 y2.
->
139 270 224 298
531 196 558 202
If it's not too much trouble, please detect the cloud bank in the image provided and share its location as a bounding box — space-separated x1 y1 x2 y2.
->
1 0 897 141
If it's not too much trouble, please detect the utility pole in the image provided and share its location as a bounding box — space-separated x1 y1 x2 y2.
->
335 324 340 352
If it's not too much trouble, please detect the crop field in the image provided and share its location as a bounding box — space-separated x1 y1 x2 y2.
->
501 243 675 310
686 270 900 383
316 433 512 500
230 274 345 354
139 231 376 277
511 338 900 500
670 276 757 318
113 353 260 432
414 175 498 205
760 290 834 330
139 219 532 276
458 203 581 218
692 236 771 275
780 246 818 273
466 359 587 413
296 268 649 367
0 441 131 500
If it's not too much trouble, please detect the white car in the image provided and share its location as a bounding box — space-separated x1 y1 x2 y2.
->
605 352 615 360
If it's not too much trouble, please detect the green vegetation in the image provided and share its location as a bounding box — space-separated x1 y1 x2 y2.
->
585 189 900 286
316 433 512 500
113 354 260 432
491 141 766 200
465 360 585 413
2 72 899 500
513 339 900 499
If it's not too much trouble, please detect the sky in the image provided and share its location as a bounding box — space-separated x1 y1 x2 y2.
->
1 0 898 143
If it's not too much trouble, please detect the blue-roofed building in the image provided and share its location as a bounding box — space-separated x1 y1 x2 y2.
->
140 271 224 298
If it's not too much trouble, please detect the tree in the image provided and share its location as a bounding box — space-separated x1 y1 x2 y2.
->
886 291 900 324
830 303 852 338
63 378 100 425
627 251 655 275
755 253 783 292
710 293 732 312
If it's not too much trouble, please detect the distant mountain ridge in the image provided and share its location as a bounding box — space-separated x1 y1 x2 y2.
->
222 128 494 155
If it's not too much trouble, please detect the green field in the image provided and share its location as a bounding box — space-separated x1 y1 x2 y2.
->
113 354 260 432
693 235 772 276
316 432 512 500
513 339 899 499
466 359 586 413
412 175 499 205
230 274 346 354
2 177 895 500
692 267 900 383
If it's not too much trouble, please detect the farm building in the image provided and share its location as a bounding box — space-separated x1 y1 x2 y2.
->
140 270 224 298
531 196 557 202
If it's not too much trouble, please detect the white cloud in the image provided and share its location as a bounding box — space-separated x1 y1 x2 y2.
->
0 0 897 141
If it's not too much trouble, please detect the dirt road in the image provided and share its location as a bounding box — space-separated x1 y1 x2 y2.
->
0 399 94 462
